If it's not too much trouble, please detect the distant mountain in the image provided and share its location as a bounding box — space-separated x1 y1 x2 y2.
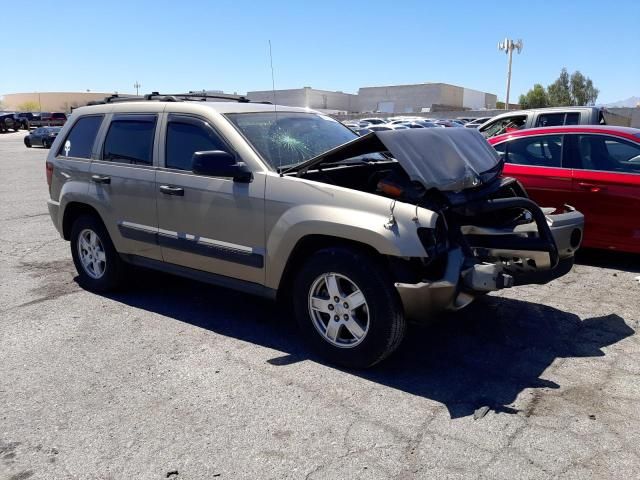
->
603 96 640 108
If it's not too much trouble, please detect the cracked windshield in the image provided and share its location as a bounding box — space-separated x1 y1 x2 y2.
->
227 111 363 169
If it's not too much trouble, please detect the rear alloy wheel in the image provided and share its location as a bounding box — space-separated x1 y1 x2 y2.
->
70 214 125 292
293 247 406 368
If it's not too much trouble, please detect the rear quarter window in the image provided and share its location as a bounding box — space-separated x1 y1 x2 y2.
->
57 115 104 159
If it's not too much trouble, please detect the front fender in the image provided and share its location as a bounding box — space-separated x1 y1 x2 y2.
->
265 203 433 289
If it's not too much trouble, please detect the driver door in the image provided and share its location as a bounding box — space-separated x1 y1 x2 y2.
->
155 114 266 284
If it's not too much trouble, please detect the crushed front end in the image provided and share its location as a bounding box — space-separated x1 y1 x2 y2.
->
394 176 584 322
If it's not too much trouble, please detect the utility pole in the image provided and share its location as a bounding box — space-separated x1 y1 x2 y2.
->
498 38 523 110
134 81 141 96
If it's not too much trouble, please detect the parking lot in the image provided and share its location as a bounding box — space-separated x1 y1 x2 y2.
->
1 129 639 479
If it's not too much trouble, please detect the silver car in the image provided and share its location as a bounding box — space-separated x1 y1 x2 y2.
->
46 94 584 368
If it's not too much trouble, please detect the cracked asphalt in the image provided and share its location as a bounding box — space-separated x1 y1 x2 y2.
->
1 130 639 480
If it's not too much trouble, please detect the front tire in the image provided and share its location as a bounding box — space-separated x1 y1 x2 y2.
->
42 139 50 149
70 214 125 292
293 247 406 368
24 138 32 148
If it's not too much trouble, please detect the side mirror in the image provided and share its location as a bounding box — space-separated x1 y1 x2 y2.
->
192 150 253 183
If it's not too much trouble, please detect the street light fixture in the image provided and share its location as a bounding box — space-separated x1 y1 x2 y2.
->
134 81 142 96
498 38 523 110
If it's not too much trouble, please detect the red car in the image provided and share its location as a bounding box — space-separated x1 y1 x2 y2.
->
489 126 640 254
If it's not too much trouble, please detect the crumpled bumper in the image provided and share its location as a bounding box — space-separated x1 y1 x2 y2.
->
395 206 584 323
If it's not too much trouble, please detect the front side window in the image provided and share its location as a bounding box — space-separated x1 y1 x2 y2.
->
165 118 229 171
103 116 156 165
58 115 104 159
226 112 361 169
500 135 563 167
480 115 527 137
575 135 640 173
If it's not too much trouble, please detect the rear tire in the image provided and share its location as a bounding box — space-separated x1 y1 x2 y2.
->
70 214 125 293
293 247 406 368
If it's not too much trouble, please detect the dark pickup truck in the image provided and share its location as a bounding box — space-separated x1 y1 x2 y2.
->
15 112 67 129
0 113 20 132
479 107 606 138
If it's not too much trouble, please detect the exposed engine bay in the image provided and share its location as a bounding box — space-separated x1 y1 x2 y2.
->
285 128 584 317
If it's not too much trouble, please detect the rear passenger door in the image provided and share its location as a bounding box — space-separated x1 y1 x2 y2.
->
495 134 572 210
155 114 265 285
565 134 640 250
90 113 162 260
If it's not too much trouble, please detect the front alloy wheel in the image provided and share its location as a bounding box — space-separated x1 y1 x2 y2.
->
293 247 406 368
308 273 369 348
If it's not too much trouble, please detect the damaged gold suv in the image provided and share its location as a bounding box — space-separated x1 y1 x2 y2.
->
46 93 584 368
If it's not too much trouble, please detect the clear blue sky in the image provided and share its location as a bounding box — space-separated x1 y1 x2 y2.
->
2 0 638 104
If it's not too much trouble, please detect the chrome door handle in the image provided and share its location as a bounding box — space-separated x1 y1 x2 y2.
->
91 175 111 184
159 185 184 196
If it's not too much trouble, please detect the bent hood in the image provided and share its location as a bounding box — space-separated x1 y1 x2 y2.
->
291 127 502 192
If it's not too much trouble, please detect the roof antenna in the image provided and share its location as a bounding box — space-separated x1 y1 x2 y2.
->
269 40 282 176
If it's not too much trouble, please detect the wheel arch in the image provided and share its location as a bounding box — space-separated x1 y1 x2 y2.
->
275 234 384 303
62 202 105 241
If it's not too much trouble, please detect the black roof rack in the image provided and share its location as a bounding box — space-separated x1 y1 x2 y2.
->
86 92 271 106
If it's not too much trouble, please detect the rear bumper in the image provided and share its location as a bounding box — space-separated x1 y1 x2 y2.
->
47 199 62 237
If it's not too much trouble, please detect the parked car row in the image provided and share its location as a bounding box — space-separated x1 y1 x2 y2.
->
0 111 68 132
342 116 473 135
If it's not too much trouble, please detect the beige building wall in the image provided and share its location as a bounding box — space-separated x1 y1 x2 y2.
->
247 87 357 113
1 92 114 112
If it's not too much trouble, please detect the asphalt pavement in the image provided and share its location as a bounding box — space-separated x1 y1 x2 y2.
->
1 129 639 480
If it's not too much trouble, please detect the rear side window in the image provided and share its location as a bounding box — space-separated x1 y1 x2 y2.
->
565 112 580 125
58 115 104 159
536 112 580 127
500 135 563 168
165 118 229 171
103 115 157 165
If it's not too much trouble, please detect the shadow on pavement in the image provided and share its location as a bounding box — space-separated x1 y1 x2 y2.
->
105 269 634 419
576 248 640 273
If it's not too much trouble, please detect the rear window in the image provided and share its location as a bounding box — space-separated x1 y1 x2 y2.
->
58 115 104 159
536 112 580 127
102 115 156 165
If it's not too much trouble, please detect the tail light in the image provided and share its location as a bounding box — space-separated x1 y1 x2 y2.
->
46 161 54 190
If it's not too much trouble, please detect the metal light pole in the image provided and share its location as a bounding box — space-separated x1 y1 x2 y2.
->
134 81 141 96
498 38 523 110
